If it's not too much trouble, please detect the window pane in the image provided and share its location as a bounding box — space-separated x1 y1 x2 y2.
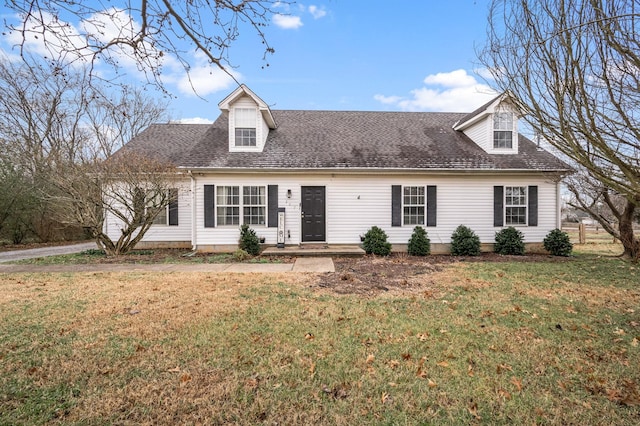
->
493 131 512 149
493 112 513 130
243 186 266 225
235 128 256 146
217 186 240 225
403 186 425 225
506 207 527 225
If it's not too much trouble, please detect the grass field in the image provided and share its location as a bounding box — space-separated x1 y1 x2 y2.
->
1 237 639 424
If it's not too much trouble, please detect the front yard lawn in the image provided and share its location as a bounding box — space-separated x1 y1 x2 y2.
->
1 251 639 424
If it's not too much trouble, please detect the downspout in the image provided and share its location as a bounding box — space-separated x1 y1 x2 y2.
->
556 180 562 229
189 171 198 251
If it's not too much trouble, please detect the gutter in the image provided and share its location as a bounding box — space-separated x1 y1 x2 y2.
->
178 166 572 175
188 170 198 251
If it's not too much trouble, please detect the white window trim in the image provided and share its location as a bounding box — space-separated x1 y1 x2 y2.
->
402 185 425 226
230 107 261 151
505 186 528 226
489 109 518 154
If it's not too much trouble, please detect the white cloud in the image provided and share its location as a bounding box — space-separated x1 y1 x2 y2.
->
308 5 327 19
374 69 498 112
373 94 403 105
5 10 89 62
273 14 303 29
171 64 240 97
174 117 214 124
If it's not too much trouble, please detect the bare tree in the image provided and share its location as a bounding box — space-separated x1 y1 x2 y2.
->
50 152 177 255
0 56 171 249
4 1 285 91
481 0 640 260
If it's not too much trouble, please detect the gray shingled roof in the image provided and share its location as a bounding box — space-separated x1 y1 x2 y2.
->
120 110 570 172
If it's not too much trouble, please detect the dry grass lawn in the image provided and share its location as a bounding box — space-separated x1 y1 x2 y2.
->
1 237 640 424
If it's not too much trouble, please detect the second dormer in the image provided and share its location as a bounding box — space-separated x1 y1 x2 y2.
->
218 85 277 153
453 93 520 154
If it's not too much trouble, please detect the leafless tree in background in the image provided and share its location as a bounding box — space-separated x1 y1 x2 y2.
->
4 0 284 91
481 0 640 260
0 56 170 248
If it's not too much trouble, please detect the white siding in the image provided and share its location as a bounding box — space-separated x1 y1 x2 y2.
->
462 119 489 152
189 172 561 247
104 179 192 243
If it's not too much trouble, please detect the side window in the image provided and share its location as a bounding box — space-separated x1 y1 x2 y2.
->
505 186 527 225
493 112 513 149
403 186 425 225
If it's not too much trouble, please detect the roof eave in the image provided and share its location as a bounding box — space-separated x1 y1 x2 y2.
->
179 166 572 175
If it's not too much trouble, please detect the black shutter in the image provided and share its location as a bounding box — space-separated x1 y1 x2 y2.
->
494 186 504 227
168 188 179 226
204 185 215 228
392 185 402 227
426 185 437 227
268 185 278 227
528 185 538 226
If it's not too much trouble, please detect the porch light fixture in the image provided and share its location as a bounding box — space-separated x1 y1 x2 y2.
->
287 189 292 198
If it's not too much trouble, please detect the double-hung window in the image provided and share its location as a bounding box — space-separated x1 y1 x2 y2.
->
493 112 513 149
216 185 266 226
217 186 240 225
403 186 425 225
505 186 527 225
234 108 257 147
243 186 266 225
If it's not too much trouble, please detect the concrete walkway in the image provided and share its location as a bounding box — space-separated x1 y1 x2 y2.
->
0 241 335 274
0 257 334 274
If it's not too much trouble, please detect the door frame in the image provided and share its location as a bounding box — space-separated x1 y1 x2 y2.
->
301 186 326 243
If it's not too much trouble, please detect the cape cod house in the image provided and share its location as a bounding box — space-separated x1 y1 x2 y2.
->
105 85 571 253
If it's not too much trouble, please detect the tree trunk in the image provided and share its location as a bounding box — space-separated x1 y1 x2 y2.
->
618 202 640 261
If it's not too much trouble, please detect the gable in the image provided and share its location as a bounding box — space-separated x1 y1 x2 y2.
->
453 94 521 154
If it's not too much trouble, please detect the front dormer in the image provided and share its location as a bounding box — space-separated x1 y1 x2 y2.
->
453 93 520 154
218 85 277 152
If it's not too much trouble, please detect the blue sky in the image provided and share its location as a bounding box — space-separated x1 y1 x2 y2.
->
1 1 498 123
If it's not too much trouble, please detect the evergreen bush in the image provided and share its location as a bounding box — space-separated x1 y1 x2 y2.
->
233 249 251 261
363 226 392 256
239 224 261 256
408 226 431 256
494 226 525 255
543 228 573 256
450 225 481 256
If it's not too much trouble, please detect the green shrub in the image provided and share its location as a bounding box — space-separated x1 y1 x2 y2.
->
494 226 525 255
232 249 251 261
363 226 392 256
239 224 261 256
408 226 431 256
450 225 481 256
543 228 573 256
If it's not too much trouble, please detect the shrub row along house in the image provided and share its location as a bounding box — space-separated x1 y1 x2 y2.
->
105 85 571 253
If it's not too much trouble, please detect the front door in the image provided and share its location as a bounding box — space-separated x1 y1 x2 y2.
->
301 186 326 242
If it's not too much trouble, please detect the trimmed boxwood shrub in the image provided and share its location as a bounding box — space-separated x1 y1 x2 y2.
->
543 228 573 256
363 226 392 256
239 224 261 256
408 226 431 256
451 225 481 256
494 226 525 255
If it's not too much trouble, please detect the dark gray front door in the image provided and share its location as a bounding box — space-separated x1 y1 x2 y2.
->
301 186 326 242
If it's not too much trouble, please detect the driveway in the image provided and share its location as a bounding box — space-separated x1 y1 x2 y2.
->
0 242 97 263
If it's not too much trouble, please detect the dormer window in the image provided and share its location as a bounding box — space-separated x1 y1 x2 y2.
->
234 107 257 147
493 112 513 149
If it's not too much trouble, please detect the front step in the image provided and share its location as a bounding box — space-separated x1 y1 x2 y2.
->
262 245 365 257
